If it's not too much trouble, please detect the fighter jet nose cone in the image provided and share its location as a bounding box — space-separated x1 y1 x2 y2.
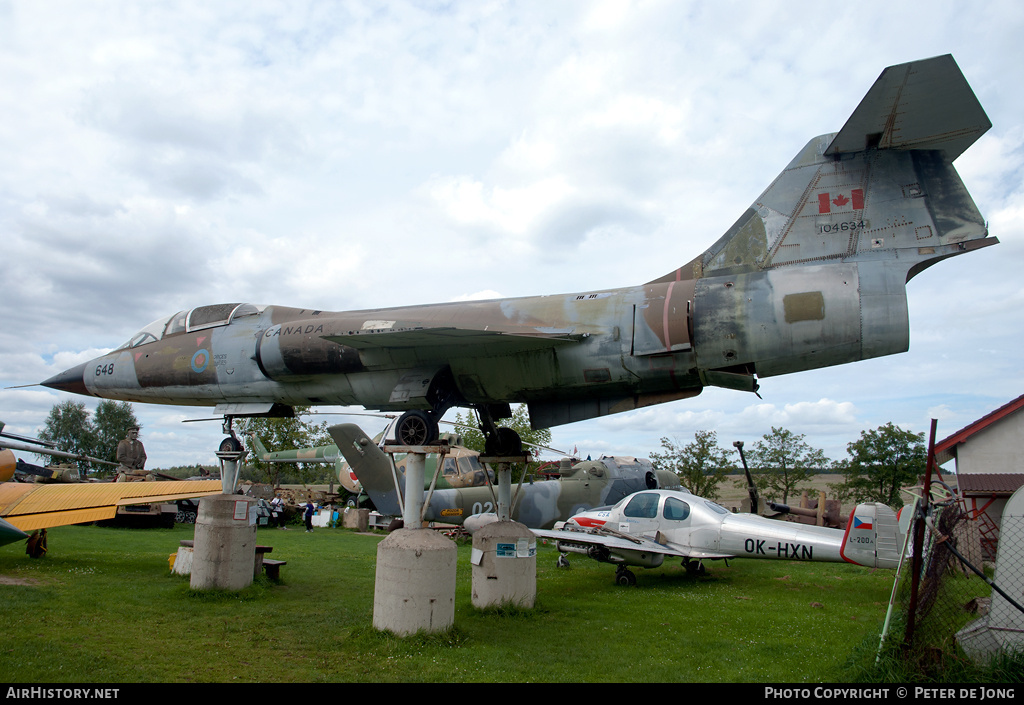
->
41 362 90 396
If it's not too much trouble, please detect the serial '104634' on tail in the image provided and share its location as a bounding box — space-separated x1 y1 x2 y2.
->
42 55 996 453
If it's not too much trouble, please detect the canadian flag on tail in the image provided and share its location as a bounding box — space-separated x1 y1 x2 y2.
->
818 189 864 213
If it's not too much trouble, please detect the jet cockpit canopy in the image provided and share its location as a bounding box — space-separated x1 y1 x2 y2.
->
117 303 265 350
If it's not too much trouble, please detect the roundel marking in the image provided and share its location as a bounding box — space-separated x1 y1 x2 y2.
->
191 349 211 374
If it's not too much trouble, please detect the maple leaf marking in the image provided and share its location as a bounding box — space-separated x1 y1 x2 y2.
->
832 194 850 207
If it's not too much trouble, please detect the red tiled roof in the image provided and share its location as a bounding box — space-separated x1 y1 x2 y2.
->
934 394 1024 466
956 473 1024 496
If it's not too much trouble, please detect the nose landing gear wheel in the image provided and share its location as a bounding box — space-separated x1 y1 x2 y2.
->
219 436 243 453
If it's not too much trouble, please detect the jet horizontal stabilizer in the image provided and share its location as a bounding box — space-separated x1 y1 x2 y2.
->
825 54 991 161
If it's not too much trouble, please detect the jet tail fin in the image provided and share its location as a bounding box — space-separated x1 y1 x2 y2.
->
328 423 403 517
653 54 993 286
648 55 996 390
840 502 906 569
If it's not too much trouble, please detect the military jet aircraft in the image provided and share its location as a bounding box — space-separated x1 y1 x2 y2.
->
328 422 679 530
531 489 905 585
41 55 995 457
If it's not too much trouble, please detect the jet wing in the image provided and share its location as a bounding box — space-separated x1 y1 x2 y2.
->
323 326 583 354
532 526 734 560
0 480 223 538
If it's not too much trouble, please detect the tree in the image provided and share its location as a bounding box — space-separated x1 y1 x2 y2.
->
242 409 326 487
745 426 827 504
832 422 926 509
92 401 141 475
37 400 97 476
650 430 735 501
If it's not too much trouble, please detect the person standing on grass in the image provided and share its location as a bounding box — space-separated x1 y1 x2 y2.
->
304 499 315 532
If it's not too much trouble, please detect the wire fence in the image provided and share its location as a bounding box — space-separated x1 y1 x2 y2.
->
880 487 1024 678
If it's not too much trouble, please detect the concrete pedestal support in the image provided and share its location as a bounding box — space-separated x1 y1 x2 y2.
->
471 519 536 609
342 507 370 531
370 448 458 636
373 527 457 636
190 494 257 591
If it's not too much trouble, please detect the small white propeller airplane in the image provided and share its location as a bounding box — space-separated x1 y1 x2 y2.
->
531 489 907 585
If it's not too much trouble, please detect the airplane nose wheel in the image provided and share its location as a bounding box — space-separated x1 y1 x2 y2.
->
395 410 439 446
219 436 244 453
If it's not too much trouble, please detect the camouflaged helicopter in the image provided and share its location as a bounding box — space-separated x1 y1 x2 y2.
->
246 423 492 504
328 422 679 531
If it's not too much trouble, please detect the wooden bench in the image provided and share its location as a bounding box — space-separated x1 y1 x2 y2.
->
262 559 287 580
179 540 284 579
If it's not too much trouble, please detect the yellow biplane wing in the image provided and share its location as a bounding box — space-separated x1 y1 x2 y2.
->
0 480 223 536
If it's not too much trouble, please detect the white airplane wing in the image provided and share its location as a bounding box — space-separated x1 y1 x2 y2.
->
532 526 735 560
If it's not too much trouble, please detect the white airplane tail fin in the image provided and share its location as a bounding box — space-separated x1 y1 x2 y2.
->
840 502 906 569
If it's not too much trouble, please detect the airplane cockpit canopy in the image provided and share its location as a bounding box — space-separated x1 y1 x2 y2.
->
610 491 730 521
117 303 265 350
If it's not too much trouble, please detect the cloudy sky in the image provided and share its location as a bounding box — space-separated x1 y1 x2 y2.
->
1 1 1022 472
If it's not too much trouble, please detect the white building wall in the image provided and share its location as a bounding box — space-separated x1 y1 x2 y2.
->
955 411 1024 475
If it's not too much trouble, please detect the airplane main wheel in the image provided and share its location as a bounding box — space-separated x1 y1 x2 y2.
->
395 410 439 446
615 569 637 587
484 427 522 456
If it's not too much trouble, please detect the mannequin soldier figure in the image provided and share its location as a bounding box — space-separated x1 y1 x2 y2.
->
116 426 149 481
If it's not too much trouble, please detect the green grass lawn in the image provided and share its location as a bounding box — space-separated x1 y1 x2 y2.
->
0 523 900 683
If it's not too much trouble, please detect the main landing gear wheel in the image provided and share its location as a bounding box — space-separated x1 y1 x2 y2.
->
484 427 523 456
684 559 706 577
615 566 637 587
395 410 439 446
